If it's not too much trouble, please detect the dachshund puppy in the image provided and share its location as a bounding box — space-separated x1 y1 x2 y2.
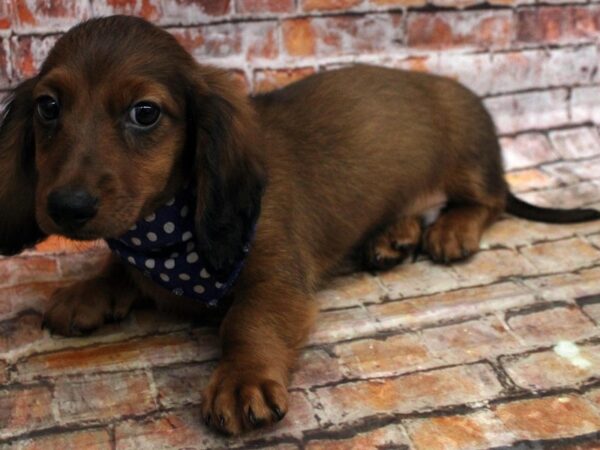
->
1 16 598 435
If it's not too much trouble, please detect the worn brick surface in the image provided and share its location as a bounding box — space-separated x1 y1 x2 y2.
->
506 305 597 345
495 395 600 441
370 281 536 331
333 333 436 379
5 428 112 450
2 1 600 448
502 343 600 391
316 363 503 426
54 371 156 424
500 133 559 171
305 424 411 449
406 410 515 450
0 385 55 440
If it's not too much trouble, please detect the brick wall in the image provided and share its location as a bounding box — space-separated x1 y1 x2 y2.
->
1 0 600 117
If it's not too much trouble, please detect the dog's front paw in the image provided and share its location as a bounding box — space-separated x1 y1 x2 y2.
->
43 278 134 336
201 363 288 435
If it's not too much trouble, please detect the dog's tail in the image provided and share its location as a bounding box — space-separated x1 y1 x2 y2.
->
506 192 600 223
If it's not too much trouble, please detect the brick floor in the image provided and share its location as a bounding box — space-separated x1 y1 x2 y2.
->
1 126 600 448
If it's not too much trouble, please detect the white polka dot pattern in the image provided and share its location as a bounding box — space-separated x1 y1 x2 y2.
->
106 185 255 307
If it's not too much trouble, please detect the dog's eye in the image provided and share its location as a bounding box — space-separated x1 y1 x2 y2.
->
36 96 60 122
129 102 161 128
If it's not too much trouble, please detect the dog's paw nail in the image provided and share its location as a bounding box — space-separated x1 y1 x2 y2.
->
272 406 285 422
204 413 211 427
247 408 256 426
219 415 226 428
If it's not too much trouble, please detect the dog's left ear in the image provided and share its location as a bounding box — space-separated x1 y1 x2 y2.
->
188 67 266 271
0 77 46 255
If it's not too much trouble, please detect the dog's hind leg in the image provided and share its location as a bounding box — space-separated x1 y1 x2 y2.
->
423 203 502 263
362 216 422 271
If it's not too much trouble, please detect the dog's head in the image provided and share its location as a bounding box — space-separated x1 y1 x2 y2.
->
0 16 265 269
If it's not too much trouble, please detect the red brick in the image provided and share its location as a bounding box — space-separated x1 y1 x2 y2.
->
0 385 55 440
495 395 600 441
244 22 279 61
0 281 69 322
422 317 521 363
369 282 535 331
55 248 109 280
506 306 596 345
9 428 112 450
10 35 59 81
282 19 316 57
0 361 8 384
16 333 219 381
153 362 215 408
434 45 596 97
376 260 460 300
506 168 558 193
160 0 230 23
0 256 59 288
406 411 514 450
254 67 315 93
485 89 570 134
236 0 294 13
517 6 600 45
55 371 156 423
291 349 344 388
309 306 379 345
170 26 242 60
116 393 316 447
519 237 600 274
520 180 600 210
91 0 161 19
548 127 600 160
500 133 558 171
115 409 225 449
302 0 362 12
582 301 600 323
0 3 11 30
452 248 538 285
371 0 425 6
586 388 600 412
284 14 402 59
317 272 385 310
502 343 600 391
306 424 411 450
173 22 277 62
543 157 600 185
333 333 435 379
0 38 10 89
407 11 513 50
0 312 44 356
315 363 502 425
482 217 600 250
13 0 89 32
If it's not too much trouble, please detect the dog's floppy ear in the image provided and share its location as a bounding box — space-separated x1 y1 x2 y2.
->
0 78 45 255
188 67 266 271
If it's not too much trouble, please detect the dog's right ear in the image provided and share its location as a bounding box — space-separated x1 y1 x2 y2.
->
0 78 45 255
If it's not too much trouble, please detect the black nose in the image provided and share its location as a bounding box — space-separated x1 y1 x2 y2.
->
47 189 98 229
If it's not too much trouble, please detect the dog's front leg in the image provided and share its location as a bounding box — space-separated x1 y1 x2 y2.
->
201 279 317 435
43 255 139 336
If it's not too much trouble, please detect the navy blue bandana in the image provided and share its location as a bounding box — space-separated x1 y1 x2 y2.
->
106 187 253 308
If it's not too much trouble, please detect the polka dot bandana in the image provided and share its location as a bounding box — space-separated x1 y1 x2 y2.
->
106 186 253 308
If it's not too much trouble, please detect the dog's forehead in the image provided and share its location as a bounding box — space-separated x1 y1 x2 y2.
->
41 16 190 85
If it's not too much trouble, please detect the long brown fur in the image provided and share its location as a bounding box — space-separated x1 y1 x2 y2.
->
0 16 598 435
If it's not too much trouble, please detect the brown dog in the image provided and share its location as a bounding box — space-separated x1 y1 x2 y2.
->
0 16 598 435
